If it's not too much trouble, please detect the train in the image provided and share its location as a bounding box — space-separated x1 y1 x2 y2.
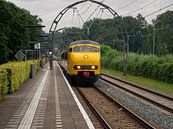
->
63 40 101 85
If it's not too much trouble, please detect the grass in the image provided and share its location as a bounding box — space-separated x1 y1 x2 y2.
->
102 67 173 96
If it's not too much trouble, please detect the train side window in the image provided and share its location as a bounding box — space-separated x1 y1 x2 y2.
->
69 48 72 52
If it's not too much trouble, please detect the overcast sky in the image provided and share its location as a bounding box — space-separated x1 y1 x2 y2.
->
6 0 173 32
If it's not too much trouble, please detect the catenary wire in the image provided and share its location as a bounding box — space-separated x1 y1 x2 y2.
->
144 3 173 17
122 0 158 16
71 7 76 27
88 8 102 28
116 0 139 11
80 2 93 15
86 0 105 21
75 8 89 28
77 2 89 12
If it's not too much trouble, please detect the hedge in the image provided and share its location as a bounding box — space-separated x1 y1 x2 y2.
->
0 68 8 100
101 45 173 83
0 60 41 100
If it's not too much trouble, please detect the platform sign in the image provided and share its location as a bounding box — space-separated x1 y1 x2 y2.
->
15 50 25 60
34 43 40 49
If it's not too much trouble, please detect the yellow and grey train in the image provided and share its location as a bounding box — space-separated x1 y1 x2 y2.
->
66 40 101 84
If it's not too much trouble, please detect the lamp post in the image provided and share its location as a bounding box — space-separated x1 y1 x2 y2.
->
123 34 137 76
123 34 129 76
153 25 156 55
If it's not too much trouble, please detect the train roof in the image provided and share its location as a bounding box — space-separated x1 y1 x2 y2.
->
69 40 100 46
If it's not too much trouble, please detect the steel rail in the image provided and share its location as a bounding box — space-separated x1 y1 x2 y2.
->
101 73 173 101
59 62 156 129
94 86 157 129
100 73 173 114
76 87 112 129
59 63 112 128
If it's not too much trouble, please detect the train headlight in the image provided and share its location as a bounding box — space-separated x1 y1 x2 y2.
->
84 55 88 59
77 65 81 69
91 65 96 69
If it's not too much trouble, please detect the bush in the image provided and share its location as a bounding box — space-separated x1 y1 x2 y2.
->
0 68 8 100
0 60 40 94
101 45 173 83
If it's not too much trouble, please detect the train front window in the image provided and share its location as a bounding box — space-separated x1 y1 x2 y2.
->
73 46 98 52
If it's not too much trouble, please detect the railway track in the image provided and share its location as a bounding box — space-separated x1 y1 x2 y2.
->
73 87 110 129
100 73 173 114
75 86 156 129
59 64 107 129
59 63 172 128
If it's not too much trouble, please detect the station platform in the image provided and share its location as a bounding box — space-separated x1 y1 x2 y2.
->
0 61 93 129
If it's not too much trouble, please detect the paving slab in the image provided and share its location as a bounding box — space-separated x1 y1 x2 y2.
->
0 62 90 129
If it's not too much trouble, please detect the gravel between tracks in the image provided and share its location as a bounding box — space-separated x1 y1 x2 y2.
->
95 80 173 129
79 87 145 129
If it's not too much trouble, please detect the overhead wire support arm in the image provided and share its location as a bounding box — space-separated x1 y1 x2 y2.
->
100 7 106 13
75 8 89 29
71 7 77 27
100 8 106 19
48 0 119 69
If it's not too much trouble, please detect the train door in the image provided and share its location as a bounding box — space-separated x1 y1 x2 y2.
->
67 47 72 70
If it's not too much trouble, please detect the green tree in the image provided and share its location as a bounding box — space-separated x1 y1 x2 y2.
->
154 11 173 55
0 1 43 64
122 14 147 53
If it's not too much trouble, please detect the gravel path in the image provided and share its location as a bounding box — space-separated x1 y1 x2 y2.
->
95 80 173 129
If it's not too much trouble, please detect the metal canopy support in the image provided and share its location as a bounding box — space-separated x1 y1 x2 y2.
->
48 0 119 70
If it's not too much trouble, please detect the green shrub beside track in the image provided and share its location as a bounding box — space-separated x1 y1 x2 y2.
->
101 45 173 83
0 69 9 100
0 60 41 100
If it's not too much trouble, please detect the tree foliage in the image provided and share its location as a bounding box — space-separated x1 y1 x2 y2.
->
0 1 43 64
55 15 148 53
55 11 173 56
153 11 173 55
